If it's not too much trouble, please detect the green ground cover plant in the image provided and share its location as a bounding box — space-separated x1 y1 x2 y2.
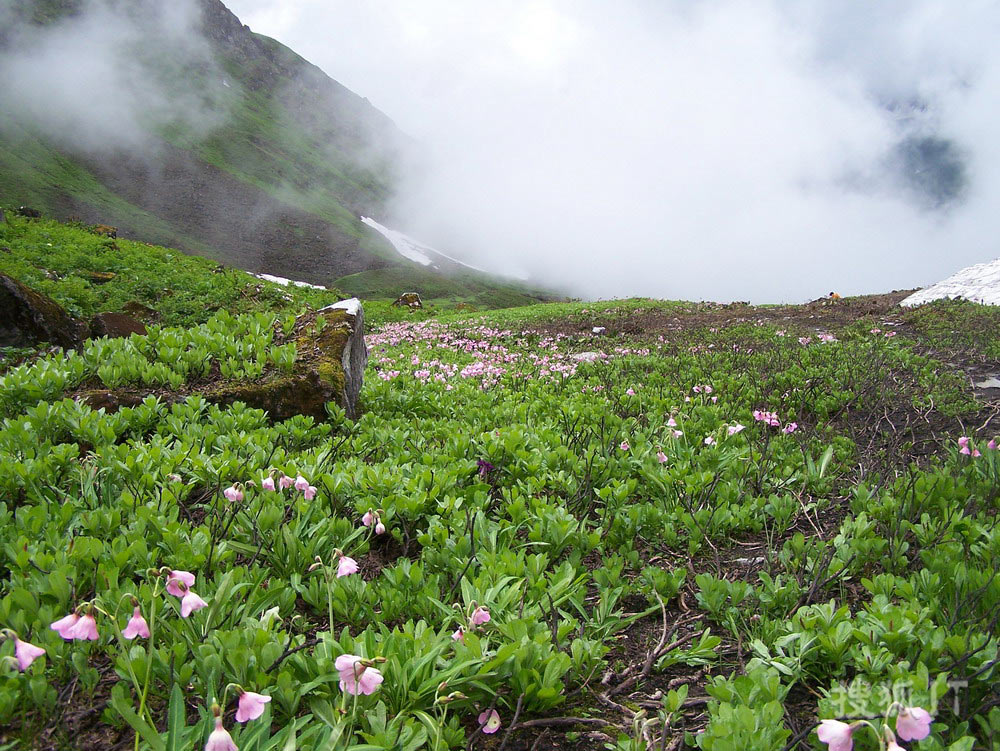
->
0 244 998 750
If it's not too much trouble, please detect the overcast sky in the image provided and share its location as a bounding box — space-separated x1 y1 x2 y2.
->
225 0 1000 302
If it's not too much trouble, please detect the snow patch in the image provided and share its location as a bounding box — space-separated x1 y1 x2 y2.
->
254 273 326 290
901 258 1000 307
360 216 487 273
322 298 362 317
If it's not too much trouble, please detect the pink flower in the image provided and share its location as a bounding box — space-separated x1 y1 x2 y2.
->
728 424 745 435
294 475 309 492
666 417 677 427
166 570 196 597
783 422 798 434
452 626 465 642
656 450 668 463
335 654 384 695
361 510 375 527
337 555 359 578
303 485 317 500
223 485 242 503
180 590 208 618
704 436 716 446
958 436 970 448
122 607 150 639
235 691 272 723
672 429 684 438
50 613 80 639
960 445 971 456
896 706 932 741
972 448 982 458
261 476 276 492
988 439 997 450
816 719 854 751
799 337 812 346
478 709 502 734
205 717 238 751
14 637 46 671
885 331 896 337
625 388 635 396
278 474 294 490
620 440 630 451
470 606 491 626
693 385 701 393
870 328 881 334
703 385 713 394
374 522 386 535
66 614 99 641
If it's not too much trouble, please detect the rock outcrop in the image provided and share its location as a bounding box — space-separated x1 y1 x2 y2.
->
0 273 87 348
79 298 368 422
392 292 423 308
90 312 147 339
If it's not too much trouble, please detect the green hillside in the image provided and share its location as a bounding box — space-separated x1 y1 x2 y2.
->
0 0 545 303
1 222 999 749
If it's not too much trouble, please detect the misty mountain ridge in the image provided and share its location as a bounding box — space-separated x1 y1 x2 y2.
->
0 0 547 303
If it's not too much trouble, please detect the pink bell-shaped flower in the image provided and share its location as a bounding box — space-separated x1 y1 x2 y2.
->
896 706 932 741
166 570 196 597
279 474 294 490
374 521 386 535
303 485 317 500
452 626 465 642
470 606 491 627
14 637 46 671
204 716 238 751
336 555 359 578
66 613 99 641
235 690 272 722
335 654 384 695
223 485 243 503
261 476 276 492
180 590 208 618
816 719 854 751
50 613 81 639
478 709 502 734
361 510 375 527
122 606 150 639
294 475 309 492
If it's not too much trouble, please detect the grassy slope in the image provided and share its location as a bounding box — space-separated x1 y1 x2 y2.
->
1 232 999 748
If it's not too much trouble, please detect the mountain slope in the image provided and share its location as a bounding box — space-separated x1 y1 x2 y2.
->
0 0 545 303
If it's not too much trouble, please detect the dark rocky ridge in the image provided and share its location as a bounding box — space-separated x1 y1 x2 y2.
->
0 0 406 286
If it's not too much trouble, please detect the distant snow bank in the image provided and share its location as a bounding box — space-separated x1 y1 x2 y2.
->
901 258 1000 307
253 273 326 290
360 216 487 273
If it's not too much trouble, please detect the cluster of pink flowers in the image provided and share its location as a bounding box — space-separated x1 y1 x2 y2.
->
817 704 932 750
959 436 997 457
335 654 385 695
818 333 838 343
753 410 797 433
753 410 781 427
361 508 387 535
48 569 207 647
452 605 491 643
205 688 273 751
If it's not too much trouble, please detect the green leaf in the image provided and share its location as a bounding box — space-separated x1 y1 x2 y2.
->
165 683 186 751
110 684 166 751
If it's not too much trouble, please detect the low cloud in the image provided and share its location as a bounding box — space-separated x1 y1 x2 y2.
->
0 0 224 154
226 0 1000 302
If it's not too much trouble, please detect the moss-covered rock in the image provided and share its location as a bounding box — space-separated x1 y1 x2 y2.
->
77 298 367 422
0 272 87 348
